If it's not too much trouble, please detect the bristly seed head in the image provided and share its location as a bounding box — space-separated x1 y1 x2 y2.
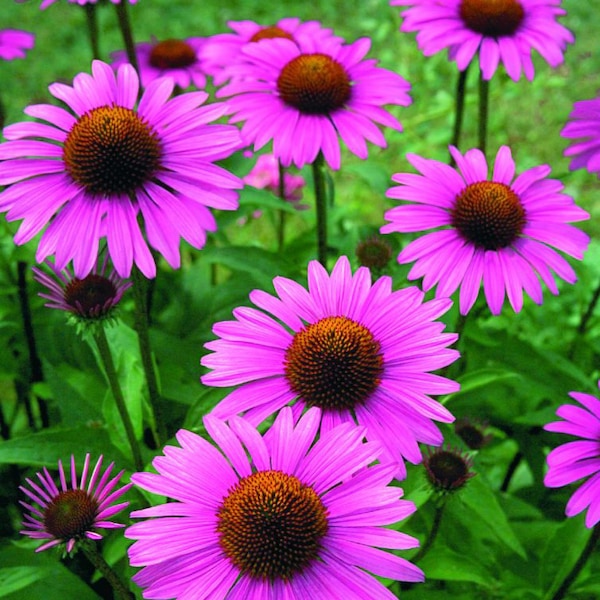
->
459 0 525 37
149 39 197 69
43 489 99 541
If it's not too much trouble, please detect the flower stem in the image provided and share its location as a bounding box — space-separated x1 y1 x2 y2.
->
83 4 100 60
312 152 328 267
449 67 469 161
114 0 139 74
411 498 447 564
277 160 287 251
80 539 133 600
577 276 600 337
131 267 166 448
94 327 144 472
549 522 600 600
478 72 490 157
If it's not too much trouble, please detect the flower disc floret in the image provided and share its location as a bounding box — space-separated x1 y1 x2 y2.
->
250 26 295 42
459 0 525 36
149 39 196 69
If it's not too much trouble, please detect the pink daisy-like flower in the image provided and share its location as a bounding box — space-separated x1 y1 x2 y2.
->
562 95 600 179
0 60 243 279
110 37 207 89
20 453 132 552
32 256 131 320
201 18 344 86
201 255 459 477
217 36 411 170
393 0 574 81
244 153 307 208
380 145 590 315
544 381 600 528
0 29 35 61
126 407 424 598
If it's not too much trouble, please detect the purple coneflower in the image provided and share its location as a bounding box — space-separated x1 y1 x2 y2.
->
562 94 600 179
0 29 35 61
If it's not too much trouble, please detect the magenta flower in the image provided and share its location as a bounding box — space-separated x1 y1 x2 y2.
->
562 95 600 179
0 60 242 279
243 153 307 207
0 29 35 61
33 257 131 320
20 454 132 553
201 255 459 477
110 37 207 89
31 0 137 8
217 36 411 170
381 145 590 315
393 0 574 81
126 407 424 598
544 382 600 528
201 18 343 86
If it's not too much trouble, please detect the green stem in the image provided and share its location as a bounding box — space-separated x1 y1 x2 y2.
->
277 160 287 251
478 72 489 157
94 327 144 472
549 522 600 600
131 267 166 448
80 540 133 600
577 276 600 337
449 67 470 161
312 153 328 267
83 4 100 60
411 499 447 564
114 0 139 74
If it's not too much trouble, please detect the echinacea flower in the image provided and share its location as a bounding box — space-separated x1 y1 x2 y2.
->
0 60 243 279
20 453 132 552
126 407 424 598
217 36 411 170
243 153 307 207
562 94 600 179
544 381 600 527
423 445 475 493
201 255 459 477
393 0 574 81
0 29 35 61
28 0 137 8
201 17 343 86
32 256 131 321
110 37 207 89
381 145 590 315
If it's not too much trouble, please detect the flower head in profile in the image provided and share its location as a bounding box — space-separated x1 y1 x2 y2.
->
423 445 475 493
33 257 131 323
0 29 35 61
243 153 307 208
201 17 343 86
126 407 424 598
381 145 590 315
393 0 574 81
217 36 411 170
562 94 600 179
0 60 243 279
20 454 132 553
544 381 600 528
110 37 207 89
201 255 459 478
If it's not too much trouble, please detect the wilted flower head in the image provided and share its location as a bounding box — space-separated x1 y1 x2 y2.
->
20 454 132 553
110 37 207 89
423 445 475 493
0 29 35 61
544 381 600 528
381 145 590 315
126 407 424 598
393 0 574 81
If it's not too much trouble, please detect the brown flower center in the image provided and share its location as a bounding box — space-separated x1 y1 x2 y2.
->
277 54 351 114
425 449 474 492
217 470 328 581
250 26 295 43
284 316 384 411
64 274 118 318
459 0 525 37
451 181 525 250
63 105 162 197
43 489 99 541
149 39 197 69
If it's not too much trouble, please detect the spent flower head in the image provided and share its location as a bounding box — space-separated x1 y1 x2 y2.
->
423 445 476 494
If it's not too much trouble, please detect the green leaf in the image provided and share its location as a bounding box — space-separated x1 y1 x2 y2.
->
419 547 493 587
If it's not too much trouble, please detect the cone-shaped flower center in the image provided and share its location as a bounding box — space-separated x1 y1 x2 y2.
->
459 0 525 37
451 181 525 250
356 236 393 270
63 105 162 196
64 274 118 318
425 449 473 491
43 489 99 541
277 54 351 114
217 470 328 580
284 316 384 411
250 26 295 43
149 39 197 69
